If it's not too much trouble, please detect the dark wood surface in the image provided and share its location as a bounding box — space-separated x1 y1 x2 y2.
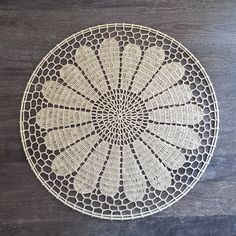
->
0 0 236 235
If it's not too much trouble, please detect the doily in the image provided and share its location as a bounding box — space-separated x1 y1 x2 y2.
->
20 23 219 220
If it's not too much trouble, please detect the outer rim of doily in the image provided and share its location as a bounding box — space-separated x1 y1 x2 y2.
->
20 23 219 221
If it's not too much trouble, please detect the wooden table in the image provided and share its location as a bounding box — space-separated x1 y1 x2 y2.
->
0 0 236 235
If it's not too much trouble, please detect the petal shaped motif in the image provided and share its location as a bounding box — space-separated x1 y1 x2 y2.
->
133 139 172 190
148 104 204 125
147 123 201 149
145 84 192 108
140 132 185 169
60 64 100 101
45 123 94 151
120 43 141 90
100 144 120 196
141 62 185 100
36 108 91 129
122 144 146 202
75 46 108 95
42 81 92 109
99 38 120 90
74 141 110 193
51 134 99 176
131 46 165 94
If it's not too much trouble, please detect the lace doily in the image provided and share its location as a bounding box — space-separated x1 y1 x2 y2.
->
20 23 219 220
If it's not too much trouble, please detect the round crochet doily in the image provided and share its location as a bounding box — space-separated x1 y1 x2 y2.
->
20 23 219 220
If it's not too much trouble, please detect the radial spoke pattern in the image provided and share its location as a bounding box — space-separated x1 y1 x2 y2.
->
20 23 219 220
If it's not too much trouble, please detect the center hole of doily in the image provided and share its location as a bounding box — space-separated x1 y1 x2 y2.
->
91 89 149 145
115 112 124 121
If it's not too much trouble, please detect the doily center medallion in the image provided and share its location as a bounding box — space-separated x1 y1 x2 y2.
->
92 89 148 145
20 23 219 220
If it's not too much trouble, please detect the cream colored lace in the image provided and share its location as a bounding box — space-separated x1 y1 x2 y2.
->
20 23 219 220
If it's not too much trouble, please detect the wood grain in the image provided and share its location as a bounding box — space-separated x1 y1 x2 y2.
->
0 0 236 235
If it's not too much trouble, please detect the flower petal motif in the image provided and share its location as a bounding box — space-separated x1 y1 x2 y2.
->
44 123 95 151
60 64 100 101
148 104 204 125
99 38 120 90
75 46 108 95
36 108 91 129
145 84 192 108
122 144 146 202
100 145 121 196
42 81 92 109
140 132 185 169
140 62 185 100
147 123 201 150
74 141 110 193
131 46 166 94
120 43 141 90
133 139 171 190
51 134 99 176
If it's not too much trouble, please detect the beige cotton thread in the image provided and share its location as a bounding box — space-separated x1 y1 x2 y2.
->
20 23 219 220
